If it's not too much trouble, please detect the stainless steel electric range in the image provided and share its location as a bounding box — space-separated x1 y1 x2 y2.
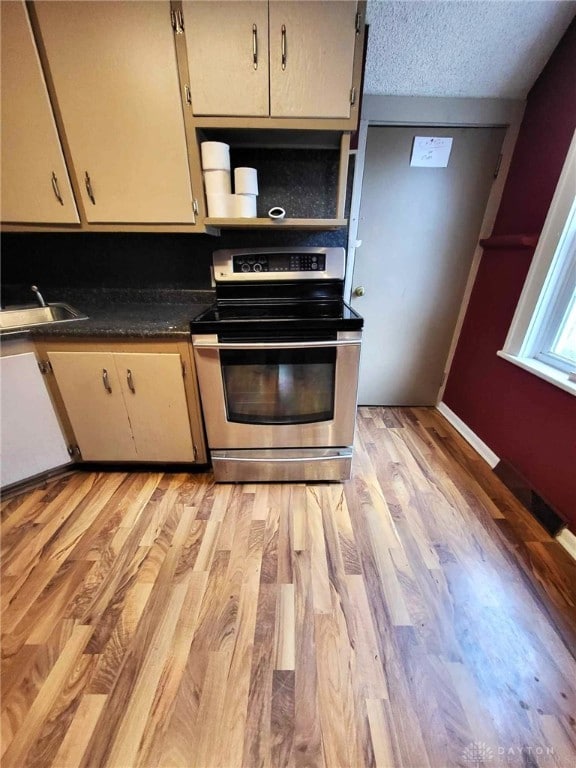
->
190 247 363 482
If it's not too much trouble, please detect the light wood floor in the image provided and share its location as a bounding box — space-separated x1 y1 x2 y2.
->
1 407 575 768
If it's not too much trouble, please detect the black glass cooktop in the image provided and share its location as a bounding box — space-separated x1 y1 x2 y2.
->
191 300 363 334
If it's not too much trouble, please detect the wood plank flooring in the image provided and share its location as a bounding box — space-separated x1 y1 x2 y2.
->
1 407 575 767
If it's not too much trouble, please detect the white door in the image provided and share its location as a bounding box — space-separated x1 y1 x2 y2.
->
0 353 71 487
34 1 194 223
182 1 270 116
0 1 78 224
269 0 357 118
352 125 505 405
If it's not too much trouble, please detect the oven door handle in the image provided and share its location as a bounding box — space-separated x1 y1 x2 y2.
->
192 339 360 350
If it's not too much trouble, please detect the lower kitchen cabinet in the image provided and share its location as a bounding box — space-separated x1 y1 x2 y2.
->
0 345 71 487
37 340 207 464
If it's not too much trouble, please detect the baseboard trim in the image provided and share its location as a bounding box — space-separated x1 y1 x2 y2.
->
0 464 76 500
557 528 576 562
436 402 500 468
437 403 575 554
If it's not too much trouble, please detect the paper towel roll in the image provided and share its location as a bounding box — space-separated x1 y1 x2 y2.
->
204 169 231 195
233 194 257 218
207 193 235 217
234 167 259 195
201 141 230 171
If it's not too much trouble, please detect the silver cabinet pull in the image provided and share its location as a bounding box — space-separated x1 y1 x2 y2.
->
184 84 192 105
102 368 112 393
126 369 136 393
51 172 64 205
252 23 258 69
84 171 96 204
281 24 286 70
171 8 183 33
353 286 365 297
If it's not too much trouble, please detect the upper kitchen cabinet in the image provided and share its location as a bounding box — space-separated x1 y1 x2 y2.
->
31 1 196 224
269 0 359 118
0 1 79 224
183 1 270 117
182 0 364 126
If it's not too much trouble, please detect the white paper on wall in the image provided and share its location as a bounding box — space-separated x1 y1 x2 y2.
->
410 136 453 167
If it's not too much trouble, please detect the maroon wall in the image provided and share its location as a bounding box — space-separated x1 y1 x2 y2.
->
444 19 576 530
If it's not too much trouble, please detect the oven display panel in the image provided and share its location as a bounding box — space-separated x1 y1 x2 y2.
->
233 252 326 274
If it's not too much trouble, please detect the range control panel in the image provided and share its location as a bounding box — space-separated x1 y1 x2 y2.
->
213 248 345 282
233 252 326 274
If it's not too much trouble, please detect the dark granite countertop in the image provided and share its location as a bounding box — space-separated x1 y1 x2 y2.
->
1 289 216 340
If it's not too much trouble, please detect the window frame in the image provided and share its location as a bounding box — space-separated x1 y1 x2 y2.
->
498 130 576 397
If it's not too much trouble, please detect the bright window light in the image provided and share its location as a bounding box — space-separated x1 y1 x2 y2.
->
498 131 576 396
552 292 576 366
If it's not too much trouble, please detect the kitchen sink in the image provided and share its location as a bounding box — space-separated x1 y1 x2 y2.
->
0 303 88 332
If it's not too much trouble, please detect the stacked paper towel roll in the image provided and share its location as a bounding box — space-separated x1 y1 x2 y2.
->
201 142 233 217
204 170 231 195
201 142 230 171
206 193 235 218
233 166 258 218
201 143 258 218
234 167 258 195
233 194 257 217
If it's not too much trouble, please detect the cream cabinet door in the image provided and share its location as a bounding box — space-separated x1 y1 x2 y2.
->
182 1 269 117
115 353 195 462
0 1 78 224
269 0 358 118
48 352 137 461
34 1 194 223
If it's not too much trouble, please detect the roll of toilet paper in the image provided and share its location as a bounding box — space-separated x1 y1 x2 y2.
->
268 206 286 220
234 167 259 195
207 192 235 217
201 141 230 171
204 169 231 195
233 193 257 218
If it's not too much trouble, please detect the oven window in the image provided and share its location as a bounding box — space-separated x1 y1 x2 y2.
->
220 347 336 425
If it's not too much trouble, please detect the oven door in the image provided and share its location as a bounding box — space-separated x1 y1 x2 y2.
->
192 331 361 449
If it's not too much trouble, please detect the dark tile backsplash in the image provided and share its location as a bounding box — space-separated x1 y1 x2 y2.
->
1 228 347 306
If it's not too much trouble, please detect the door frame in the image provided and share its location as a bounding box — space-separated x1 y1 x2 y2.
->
346 95 526 402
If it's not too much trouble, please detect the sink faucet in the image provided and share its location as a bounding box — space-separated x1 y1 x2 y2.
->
31 285 47 307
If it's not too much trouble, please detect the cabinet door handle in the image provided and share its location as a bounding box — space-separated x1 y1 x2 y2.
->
252 24 258 69
51 172 64 205
126 369 136 393
171 8 184 33
85 171 96 205
281 24 286 70
102 368 112 393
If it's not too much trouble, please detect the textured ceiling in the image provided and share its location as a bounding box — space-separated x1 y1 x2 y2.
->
364 0 576 98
